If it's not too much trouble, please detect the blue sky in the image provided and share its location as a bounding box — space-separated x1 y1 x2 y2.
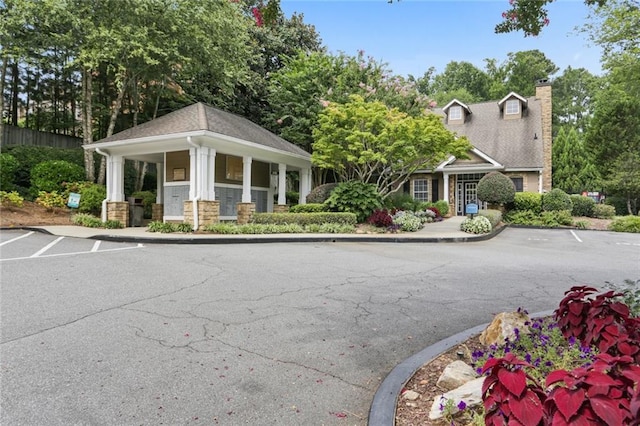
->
279 0 603 79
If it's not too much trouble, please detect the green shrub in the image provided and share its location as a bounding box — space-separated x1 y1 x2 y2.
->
479 209 502 229
512 192 543 213
72 213 122 229
384 192 421 211
31 160 85 194
477 172 516 205
540 210 573 227
306 183 339 204
432 200 450 217
504 209 540 225
542 188 572 212
3 145 85 192
593 203 616 219
78 184 106 214
35 191 66 210
0 153 19 191
608 216 640 233
0 190 24 207
605 279 640 317
570 195 595 217
147 221 178 233
202 222 355 234
131 190 156 218
460 216 492 234
289 203 327 213
325 181 382 223
392 210 423 232
285 191 299 205
252 212 357 226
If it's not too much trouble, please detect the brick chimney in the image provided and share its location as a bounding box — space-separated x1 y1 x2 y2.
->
536 79 552 192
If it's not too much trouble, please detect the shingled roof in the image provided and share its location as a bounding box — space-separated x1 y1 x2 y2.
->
437 96 544 169
97 102 309 158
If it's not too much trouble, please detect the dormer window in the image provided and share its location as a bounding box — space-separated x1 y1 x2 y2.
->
505 99 520 115
442 99 471 124
498 92 527 120
449 106 462 120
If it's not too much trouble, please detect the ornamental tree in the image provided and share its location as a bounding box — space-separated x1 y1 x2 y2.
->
311 95 470 199
477 171 516 206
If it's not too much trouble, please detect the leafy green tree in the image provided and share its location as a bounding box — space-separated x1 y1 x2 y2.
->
311 95 470 199
605 152 640 215
503 50 559 96
553 127 600 194
552 67 601 134
430 61 490 101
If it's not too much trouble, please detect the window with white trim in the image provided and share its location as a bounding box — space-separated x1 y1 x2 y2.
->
449 105 462 120
413 179 429 201
510 177 524 192
505 99 520 115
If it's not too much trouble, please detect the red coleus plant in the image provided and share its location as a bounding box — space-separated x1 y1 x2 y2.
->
481 353 546 425
554 286 640 363
545 353 640 425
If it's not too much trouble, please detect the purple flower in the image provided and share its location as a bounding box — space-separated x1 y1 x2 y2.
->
457 400 467 411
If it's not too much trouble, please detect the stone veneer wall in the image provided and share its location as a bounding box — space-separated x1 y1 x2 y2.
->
536 81 553 192
236 202 255 225
183 200 220 230
151 204 164 221
107 202 129 226
273 204 289 213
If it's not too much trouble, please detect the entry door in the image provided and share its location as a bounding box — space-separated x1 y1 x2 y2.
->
465 182 478 209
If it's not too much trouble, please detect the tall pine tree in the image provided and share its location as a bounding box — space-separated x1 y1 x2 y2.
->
553 127 600 194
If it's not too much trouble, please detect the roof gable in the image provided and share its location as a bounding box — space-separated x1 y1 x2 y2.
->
498 92 528 109
442 99 472 114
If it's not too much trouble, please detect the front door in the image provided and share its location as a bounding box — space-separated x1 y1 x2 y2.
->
456 178 483 215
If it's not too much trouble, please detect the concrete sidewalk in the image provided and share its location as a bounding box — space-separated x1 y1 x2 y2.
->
20 215 503 244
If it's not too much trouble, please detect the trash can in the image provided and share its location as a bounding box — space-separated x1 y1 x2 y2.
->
128 197 144 227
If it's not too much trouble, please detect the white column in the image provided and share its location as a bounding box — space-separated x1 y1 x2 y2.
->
208 149 216 200
189 147 197 199
299 168 311 204
197 147 208 199
156 162 164 204
277 163 287 205
242 156 252 203
443 173 450 206
111 155 125 202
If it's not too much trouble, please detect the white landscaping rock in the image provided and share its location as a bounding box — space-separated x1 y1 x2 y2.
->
401 389 421 401
428 377 485 420
436 360 478 391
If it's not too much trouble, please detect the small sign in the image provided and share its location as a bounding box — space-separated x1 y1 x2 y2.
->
67 192 81 209
466 203 478 215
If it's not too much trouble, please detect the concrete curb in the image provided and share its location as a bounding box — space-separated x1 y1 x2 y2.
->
1 223 507 245
367 309 555 426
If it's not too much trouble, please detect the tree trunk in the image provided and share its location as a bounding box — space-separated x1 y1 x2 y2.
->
98 74 129 185
0 56 7 146
82 68 95 182
10 62 19 126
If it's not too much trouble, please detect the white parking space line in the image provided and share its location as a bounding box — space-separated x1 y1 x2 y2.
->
91 241 101 252
30 237 65 257
0 231 34 247
570 230 583 243
2 244 143 262
617 242 640 247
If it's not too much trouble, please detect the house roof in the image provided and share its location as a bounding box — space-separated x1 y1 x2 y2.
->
435 95 544 170
94 102 310 159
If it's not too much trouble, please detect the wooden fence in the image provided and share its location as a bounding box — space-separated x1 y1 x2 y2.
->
1 125 82 149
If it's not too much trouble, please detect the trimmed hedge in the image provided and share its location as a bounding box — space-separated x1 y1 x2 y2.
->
477 171 515 205
593 204 616 219
289 203 327 213
251 212 357 226
570 195 595 217
513 192 543 213
306 183 339 204
542 188 572 212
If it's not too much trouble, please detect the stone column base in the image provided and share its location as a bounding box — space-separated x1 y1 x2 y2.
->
236 202 256 225
152 203 164 221
106 201 129 226
273 204 289 213
183 200 220 230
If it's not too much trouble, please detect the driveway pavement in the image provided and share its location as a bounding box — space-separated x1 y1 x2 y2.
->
1 224 638 425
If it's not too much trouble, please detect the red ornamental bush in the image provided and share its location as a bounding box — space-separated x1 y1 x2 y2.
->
481 286 640 426
367 209 393 228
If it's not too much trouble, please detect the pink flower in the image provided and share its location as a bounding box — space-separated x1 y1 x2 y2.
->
276 118 283 125
319 99 330 107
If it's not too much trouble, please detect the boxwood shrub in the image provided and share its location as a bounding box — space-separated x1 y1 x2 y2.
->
542 188 572 212
570 195 595 217
289 203 327 213
306 183 339 204
251 212 357 226
593 203 616 219
512 192 543 213
477 171 515 205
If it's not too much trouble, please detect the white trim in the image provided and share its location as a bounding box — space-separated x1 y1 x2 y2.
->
442 99 471 114
436 148 503 171
164 216 184 221
498 92 528 107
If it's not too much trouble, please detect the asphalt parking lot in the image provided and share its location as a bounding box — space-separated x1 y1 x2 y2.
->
1 227 639 425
